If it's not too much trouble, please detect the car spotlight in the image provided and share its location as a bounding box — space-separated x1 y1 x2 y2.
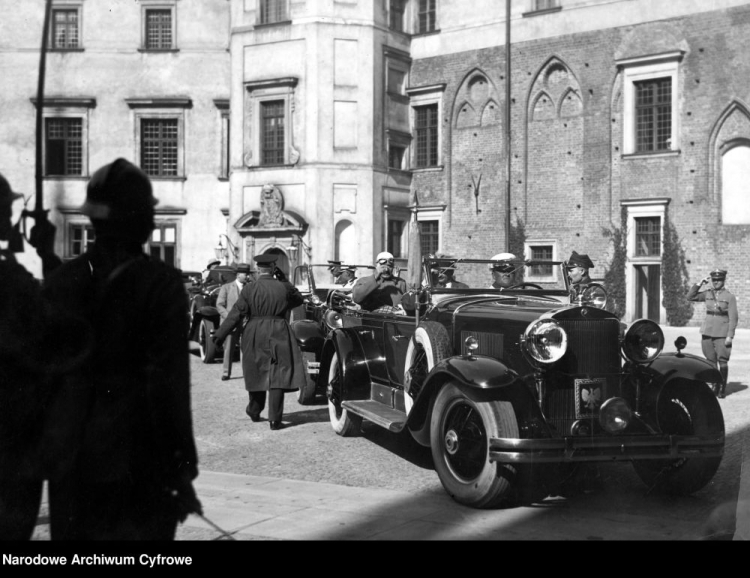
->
599 397 632 433
522 319 568 364
580 283 608 309
464 336 479 356
310 295 322 305
324 310 343 330
622 319 664 364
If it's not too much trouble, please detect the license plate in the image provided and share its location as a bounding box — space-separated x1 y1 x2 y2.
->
574 378 606 418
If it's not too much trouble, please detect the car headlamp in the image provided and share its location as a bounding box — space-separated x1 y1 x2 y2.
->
599 397 632 433
324 310 343 330
310 295 322 305
522 319 568 364
622 319 664 364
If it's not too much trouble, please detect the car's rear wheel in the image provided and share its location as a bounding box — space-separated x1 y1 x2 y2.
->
633 382 724 495
198 318 217 364
431 382 519 508
327 352 361 436
404 321 451 415
297 352 318 405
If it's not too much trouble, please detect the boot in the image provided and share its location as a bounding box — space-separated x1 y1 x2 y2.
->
719 365 728 399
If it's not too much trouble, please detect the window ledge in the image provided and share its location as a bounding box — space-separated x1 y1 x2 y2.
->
247 164 297 170
522 6 563 18
148 176 187 181
138 48 180 53
387 167 412 176
218 176 229 182
388 92 410 104
622 150 681 160
413 28 440 38
411 165 444 173
255 20 292 30
49 48 85 53
44 175 88 181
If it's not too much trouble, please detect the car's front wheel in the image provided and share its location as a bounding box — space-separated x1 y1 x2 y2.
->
327 352 361 436
430 382 519 508
198 318 218 364
633 382 724 495
403 321 451 415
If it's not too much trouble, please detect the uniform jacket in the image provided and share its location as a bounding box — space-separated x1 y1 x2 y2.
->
687 284 738 338
570 274 593 300
41 244 198 486
214 273 306 393
216 279 243 322
351 274 407 310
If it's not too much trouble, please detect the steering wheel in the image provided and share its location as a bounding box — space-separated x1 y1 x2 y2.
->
508 282 544 290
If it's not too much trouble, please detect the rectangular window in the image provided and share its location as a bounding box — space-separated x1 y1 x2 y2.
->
387 219 404 259
635 217 661 257
141 118 178 176
529 245 553 277
145 8 173 49
149 222 177 268
68 223 95 258
417 0 436 34
419 220 439 256
533 0 559 11
389 0 405 32
261 100 285 166
635 78 671 153
52 8 79 49
45 118 83 176
259 0 288 24
415 104 438 168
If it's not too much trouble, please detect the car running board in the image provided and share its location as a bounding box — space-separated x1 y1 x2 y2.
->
341 400 406 432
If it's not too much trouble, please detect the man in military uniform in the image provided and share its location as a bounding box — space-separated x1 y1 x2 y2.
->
429 254 469 289
565 251 595 300
216 262 253 381
352 251 407 312
489 252 518 289
687 269 738 398
213 254 306 430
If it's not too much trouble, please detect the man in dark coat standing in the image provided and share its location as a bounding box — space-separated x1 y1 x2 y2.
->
42 158 201 540
214 254 306 430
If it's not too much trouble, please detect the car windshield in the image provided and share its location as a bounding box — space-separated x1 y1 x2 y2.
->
293 263 375 294
422 258 567 291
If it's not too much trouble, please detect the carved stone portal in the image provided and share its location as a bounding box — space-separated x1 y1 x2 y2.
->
258 184 284 227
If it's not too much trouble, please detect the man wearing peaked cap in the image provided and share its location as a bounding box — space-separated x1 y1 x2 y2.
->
489 252 518 289
213 253 306 430
216 263 254 381
687 268 738 398
352 250 407 312
565 250 595 300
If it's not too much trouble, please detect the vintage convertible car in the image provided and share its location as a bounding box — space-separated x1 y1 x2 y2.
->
188 265 238 363
290 262 373 404
308 255 725 508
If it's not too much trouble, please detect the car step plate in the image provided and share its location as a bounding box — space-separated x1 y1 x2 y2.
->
342 400 406 432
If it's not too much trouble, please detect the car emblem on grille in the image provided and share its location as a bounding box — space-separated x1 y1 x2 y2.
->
575 378 605 417
581 308 588 316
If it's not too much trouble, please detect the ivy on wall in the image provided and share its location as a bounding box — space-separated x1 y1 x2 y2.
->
661 214 694 326
509 218 526 260
602 209 627 319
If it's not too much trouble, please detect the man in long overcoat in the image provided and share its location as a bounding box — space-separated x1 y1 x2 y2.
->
213 254 306 430
216 262 252 381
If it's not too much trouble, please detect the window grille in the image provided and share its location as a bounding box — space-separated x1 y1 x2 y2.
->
261 100 285 165
635 217 661 257
419 220 439 256
415 104 438 167
635 78 671 153
530 245 553 276
45 118 83 176
260 0 287 24
141 119 178 176
52 9 78 49
145 9 172 49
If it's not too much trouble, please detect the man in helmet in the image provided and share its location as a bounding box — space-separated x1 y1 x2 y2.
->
42 158 201 539
352 251 407 312
489 252 519 289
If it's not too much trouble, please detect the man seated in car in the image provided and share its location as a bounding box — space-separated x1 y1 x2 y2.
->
489 252 518 289
351 251 407 313
428 254 469 289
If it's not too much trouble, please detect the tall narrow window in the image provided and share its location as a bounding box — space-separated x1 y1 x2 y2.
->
387 219 404 258
45 118 83 176
389 0 405 32
51 8 79 49
68 223 95 258
529 245 553 277
261 100 285 166
419 220 439 256
149 223 177 268
635 217 661 257
415 104 438 168
259 0 288 24
417 0 436 34
145 8 172 49
635 78 671 153
141 118 178 176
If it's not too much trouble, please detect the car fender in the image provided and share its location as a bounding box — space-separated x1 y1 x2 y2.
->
317 328 371 401
291 319 326 353
199 305 220 319
406 355 545 445
637 352 723 422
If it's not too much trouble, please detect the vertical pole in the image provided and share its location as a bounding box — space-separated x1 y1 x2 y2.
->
504 0 512 252
35 0 53 213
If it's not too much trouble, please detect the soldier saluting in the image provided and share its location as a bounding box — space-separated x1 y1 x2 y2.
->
687 269 738 398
